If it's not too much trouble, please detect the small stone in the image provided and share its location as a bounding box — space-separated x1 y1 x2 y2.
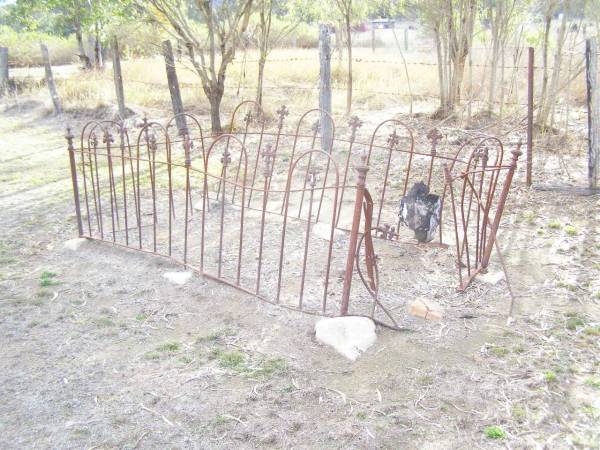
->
63 238 88 251
478 271 505 285
408 299 443 320
163 271 193 285
315 316 377 361
312 223 344 242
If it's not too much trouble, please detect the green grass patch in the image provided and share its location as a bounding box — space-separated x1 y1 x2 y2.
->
564 225 578 236
215 350 245 369
484 425 506 439
92 317 116 328
547 220 562 230
195 328 236 344
585 377 600 389
490 346 508 357
157 341 181 353
583 326 600 336
544 370 558 383
144 351 161 361
566 316 585 330
511 405 526 422
40 271 60 287
252 357 288 378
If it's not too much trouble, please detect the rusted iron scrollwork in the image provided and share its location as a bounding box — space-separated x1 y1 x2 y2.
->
66 102 520 329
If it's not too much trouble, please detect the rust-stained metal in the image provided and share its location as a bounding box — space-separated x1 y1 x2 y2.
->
66 103 520 329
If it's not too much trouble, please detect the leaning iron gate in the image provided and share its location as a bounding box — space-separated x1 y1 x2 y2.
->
66 101 520 329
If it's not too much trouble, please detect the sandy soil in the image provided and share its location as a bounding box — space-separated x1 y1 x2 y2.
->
1 100 599 449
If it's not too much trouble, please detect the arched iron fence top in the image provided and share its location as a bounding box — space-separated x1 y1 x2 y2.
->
451 135 505 172
81 120 126 150
204 133 248 167
286 148 341 189
293 108 336 148
165 113 207 162
366 118 415 163
228 100 267 132
135 121 172 161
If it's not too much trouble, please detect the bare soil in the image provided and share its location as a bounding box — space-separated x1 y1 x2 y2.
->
1 101 599 449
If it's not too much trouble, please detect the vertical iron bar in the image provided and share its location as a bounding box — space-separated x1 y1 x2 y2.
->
66 128 83 236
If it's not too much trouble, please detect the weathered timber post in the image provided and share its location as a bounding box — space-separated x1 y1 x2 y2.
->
526 47 534 187
0 47 9 97
162 40 187 135
112 37 127 120
586 38 599 189
319 24 333 153
40 43 62 114
340 152 369 316
66 127 84 236
371 24 375 53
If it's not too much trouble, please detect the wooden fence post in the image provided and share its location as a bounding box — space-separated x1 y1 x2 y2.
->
526 47 534 187
586 38 599 189
371 24 375 53
0 47 9 97
112 37 126 120
319 24 332 153
40 43 62 114
162 40 187 136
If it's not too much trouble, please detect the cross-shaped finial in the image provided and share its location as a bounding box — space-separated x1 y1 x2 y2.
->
387 129 400 149
307 165 320 188
221 147 232 167
103 129 114 144
243 110 253 127
348 116 363 141
261 143 276 177
426 128 443 146
311 120 320 135
276 105 289 129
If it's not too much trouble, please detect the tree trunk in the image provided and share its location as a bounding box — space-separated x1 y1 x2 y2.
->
345 12 352 115
75 21 92 70
206 84 223 133
537 14 552 129
256 56 266 107
433 26 447 115
94 23 103 69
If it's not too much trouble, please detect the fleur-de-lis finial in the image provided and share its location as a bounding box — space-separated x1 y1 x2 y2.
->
311 120 320 135
243 110 253 127
348 116 363 141
261 143 275 177
103 129 114 144
276 105 289 129
307 165 320 188
221 147 232 167
387 129 400 149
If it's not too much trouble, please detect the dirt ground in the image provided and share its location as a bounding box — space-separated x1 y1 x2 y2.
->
1 100 599 449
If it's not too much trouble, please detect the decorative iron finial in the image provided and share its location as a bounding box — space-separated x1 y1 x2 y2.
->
243 110 253 127
276 105 289 130
426 128 442 155
221 147 232 167
307 165 320 188
387 129 400 149
262 143 275 178
311 120 320 135
348 116 363 141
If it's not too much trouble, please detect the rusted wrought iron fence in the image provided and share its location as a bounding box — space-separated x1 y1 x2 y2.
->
66 101 520 329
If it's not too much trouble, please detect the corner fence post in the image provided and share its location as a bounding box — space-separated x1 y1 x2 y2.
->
0 47 9 97
526 46 534 187
318 24 332 153
112 37 126 120
340 152 369 316
481 144 522 268
586 38 599 189
66 127 83 237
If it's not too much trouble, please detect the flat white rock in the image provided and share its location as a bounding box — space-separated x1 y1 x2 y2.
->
63 238 88 251
163 271 193 285
312 223 344 242
315 316 376 361
478 271 505 285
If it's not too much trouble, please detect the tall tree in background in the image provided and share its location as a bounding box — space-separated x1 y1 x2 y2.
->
255 0 298 107
335 0 354 115
417 0 477 117
141 0 254 132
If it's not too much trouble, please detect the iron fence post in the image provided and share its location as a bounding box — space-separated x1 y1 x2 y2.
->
481 144 522 268
66 127 84 237
340 152 369 316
